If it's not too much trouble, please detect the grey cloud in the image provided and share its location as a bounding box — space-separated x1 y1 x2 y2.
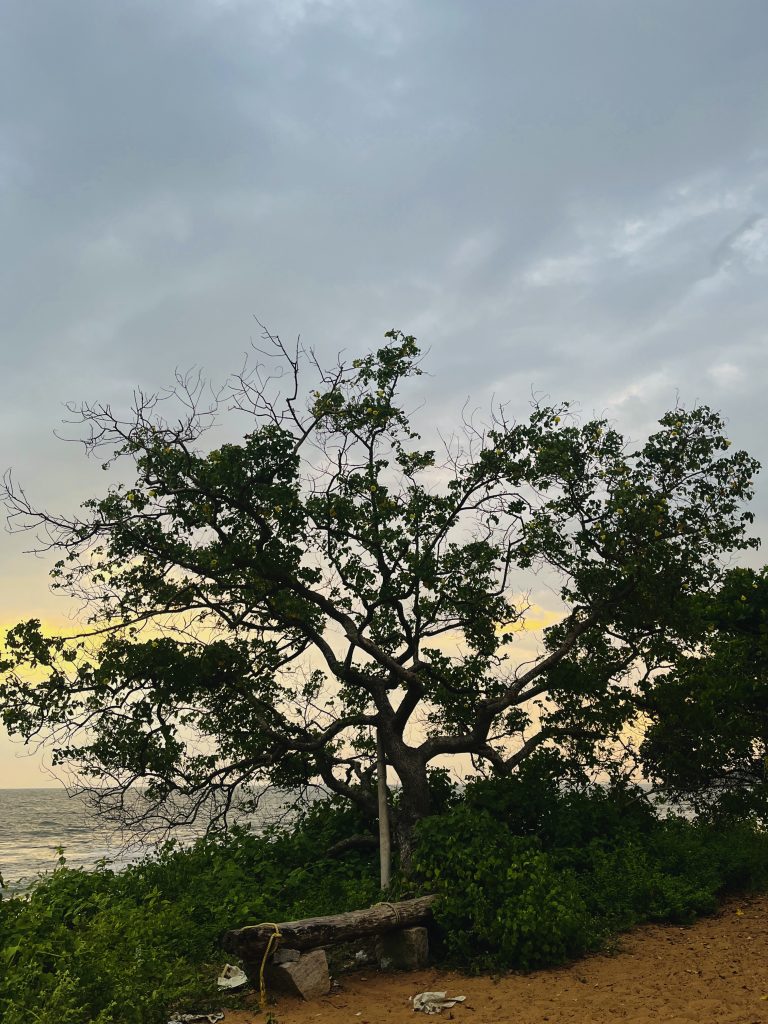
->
2 0 768 561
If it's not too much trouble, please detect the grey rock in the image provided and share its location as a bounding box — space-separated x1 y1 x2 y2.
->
273 946 301 965
265 948 331 1000
376 926 429 970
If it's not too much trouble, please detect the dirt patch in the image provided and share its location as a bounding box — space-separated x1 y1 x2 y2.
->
223 893 768 1024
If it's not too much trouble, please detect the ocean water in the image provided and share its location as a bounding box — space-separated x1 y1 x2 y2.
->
0 788 279 893
0 788 120 891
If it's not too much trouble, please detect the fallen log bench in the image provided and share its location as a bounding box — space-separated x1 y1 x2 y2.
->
221 894 438 1000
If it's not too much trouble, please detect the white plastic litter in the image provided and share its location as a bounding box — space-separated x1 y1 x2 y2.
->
167 1014 224 1024
411 991 466 1014
217 963 249 990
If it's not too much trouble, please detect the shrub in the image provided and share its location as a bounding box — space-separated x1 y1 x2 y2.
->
413 776 768 971
1 782 767 1019
414 805 589 970
0 802 380 1024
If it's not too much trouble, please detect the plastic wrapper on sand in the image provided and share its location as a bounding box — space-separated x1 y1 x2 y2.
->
217 964 249 990
411 991 466 1014
167 1014 224 1024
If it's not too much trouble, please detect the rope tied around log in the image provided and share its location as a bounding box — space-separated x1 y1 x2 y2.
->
373 901 405 926
258 923 282 1011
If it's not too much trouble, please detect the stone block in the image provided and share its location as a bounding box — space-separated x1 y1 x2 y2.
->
273 946 301 965
375 926 429 970
265 948 331 999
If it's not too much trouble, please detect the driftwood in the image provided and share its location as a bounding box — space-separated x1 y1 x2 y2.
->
222 894 438 963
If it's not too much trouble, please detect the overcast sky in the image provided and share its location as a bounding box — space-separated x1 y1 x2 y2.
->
2 0 768 785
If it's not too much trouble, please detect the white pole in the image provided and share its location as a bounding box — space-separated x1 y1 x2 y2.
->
376 727 391 890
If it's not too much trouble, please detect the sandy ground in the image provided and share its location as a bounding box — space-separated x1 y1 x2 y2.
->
224 893 768 1024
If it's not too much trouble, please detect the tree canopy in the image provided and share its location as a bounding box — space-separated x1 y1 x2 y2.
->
641 565 768 819
0 330 760 854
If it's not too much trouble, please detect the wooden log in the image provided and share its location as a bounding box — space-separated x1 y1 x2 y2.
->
221 895 438 963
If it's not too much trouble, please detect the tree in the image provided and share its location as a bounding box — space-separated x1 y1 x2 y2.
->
641 566 768 819
0 330 759 863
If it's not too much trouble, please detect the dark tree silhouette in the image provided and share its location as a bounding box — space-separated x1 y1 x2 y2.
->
1 330 759 861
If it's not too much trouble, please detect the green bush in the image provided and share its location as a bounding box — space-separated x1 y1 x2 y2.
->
412 776 768 971
0 801 380 1024
413 806 589 970
1 782 767 1021
461 755 658 849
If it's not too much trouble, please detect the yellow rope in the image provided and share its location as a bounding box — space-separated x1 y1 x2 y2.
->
372 900 404 925
258 923 283 1011
257 903 406 1007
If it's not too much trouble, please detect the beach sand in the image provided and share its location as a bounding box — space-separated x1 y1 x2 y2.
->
224 892 768 1024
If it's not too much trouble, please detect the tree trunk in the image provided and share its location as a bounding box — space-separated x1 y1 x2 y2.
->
391 754 433 876
317 734 434 876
